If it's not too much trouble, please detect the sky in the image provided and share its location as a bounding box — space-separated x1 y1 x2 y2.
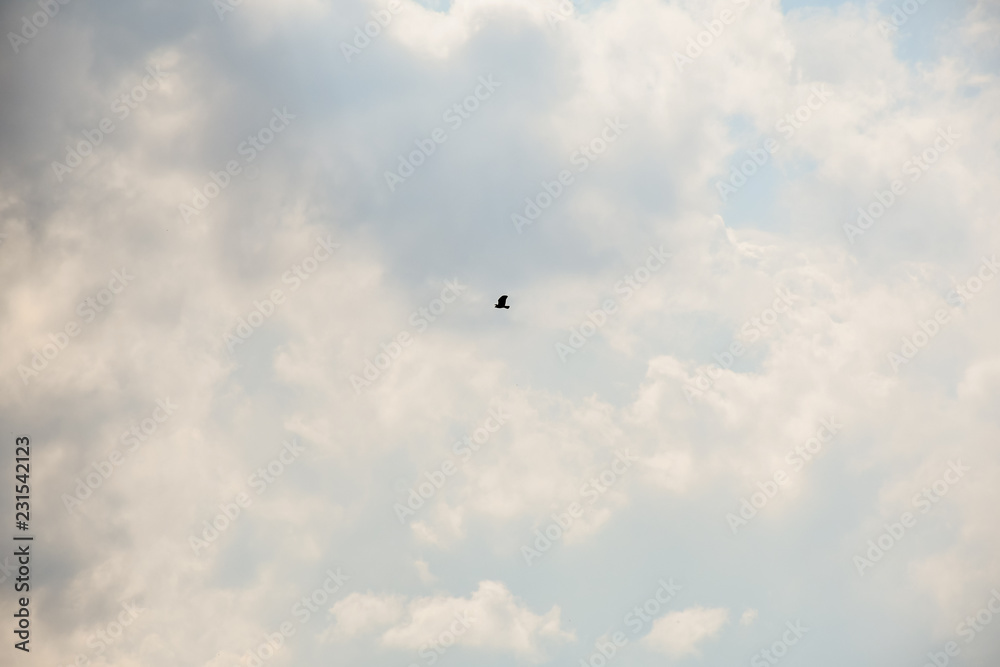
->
1 0 1000 666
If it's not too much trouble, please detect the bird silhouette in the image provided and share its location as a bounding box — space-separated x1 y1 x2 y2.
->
494 295 510 309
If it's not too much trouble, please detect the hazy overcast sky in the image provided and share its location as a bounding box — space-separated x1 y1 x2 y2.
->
2 0 1000 666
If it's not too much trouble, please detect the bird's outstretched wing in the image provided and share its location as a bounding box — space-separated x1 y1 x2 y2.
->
497 295 508 307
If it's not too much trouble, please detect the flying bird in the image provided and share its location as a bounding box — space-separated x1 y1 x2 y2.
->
494 295 510 309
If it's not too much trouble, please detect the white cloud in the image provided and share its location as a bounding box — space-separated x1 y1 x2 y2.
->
326 581 573 661
2 0 1000 665
642 606 730 658
326 593 406 640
